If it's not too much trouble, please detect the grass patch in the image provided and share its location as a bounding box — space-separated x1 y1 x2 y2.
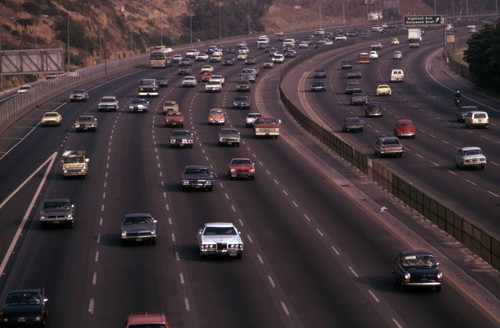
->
452 46 468 66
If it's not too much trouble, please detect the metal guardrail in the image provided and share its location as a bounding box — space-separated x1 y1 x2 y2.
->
0 54 148 135
278 37 500 270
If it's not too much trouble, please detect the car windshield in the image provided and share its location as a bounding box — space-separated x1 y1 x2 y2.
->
132 99 146 104
400 122 411 127
235 97 249 101
123 216 153 225
347 118 360 123
232 159 251 165
101 98 115 103
167 112 182 117
63 156 84 164
185 168 210 175
44 201 71 210
402 254 436 267
211 110 223 115
73 89 85 94
204 226 237 235
220 129 237 135
5 292 42 306
464 149 482 156
382 138 400 145
78 116 93 121
172 131 189 136
44 113 58 117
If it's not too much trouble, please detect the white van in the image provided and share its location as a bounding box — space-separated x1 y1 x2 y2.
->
390 69 404 82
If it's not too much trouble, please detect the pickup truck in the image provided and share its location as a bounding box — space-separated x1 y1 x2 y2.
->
373 136 405 157
253 117 281 138
62 150 89 178
138 78 159 97
39 198 75 228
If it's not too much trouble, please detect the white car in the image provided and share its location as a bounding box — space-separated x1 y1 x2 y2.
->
335 35 347 41
197 222 244 259
369 51 378 59
17 84 32 93
185 49 200 58
195 53 209 61
182 76 198 87
210 75 225 85
455 146 486 169
299 41 309 48
272 54 285 63
205 80 222 93
393 51 403 60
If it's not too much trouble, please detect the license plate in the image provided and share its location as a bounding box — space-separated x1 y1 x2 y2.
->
135 238 143 242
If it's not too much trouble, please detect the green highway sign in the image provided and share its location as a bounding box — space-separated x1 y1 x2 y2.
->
404 15 442 25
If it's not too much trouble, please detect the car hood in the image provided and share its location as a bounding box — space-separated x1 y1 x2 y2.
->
230 163 253 170
406 267 440 276
183 173 212 180
121 223 156 233
201 235 242 244
40 208 72 216
2 304 43 316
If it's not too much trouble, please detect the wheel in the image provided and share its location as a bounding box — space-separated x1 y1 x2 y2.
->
236 253 243 259
151 238 156 245
435 286 442 292
199 251 206 260
481 165 485 170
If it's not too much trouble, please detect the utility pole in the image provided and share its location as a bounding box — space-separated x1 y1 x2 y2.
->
66 14 70 72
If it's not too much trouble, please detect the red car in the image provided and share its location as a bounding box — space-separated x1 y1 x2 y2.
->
201 72 213 82
124 313 171 328
393 119 415 138
227 158 255 180
165 111 184 127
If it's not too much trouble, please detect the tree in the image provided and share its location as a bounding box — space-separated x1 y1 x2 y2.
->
464 22 500 92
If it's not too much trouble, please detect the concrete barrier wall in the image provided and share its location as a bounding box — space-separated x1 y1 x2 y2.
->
278 38 500 270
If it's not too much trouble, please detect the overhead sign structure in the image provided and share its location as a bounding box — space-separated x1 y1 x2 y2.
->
0 48 64 75
404 15 442 25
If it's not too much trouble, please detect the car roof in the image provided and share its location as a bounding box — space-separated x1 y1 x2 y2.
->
399 250 434 257
460 146 482 151
204 222 236 228
185 165 209 169
124 213 153 218
127 313 168 325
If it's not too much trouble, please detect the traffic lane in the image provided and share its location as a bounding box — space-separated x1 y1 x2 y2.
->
285 39 500 224
253 57 500 324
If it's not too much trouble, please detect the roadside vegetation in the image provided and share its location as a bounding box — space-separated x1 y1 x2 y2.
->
464 22 500 93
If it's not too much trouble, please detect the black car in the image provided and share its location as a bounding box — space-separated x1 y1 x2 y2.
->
120 213 157 245
233 96 251 109
392 250 443 292
365 101 383 116
342 117 364 132
0 289 48 326
181 165 214 191
222 57 235 66
310 81 326 92
313 68 326 78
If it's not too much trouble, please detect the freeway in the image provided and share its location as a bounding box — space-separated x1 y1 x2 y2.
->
282 26 500 234
0 27 498 327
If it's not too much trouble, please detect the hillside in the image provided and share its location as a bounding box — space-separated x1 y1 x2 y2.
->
0 0 433 88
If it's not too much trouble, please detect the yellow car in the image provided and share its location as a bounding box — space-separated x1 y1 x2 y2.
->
391 38 400 45
163 101 179 113
237 53 248 60
41 112 62 126
200 65 214 73
376 84 392 96
208 108 225 125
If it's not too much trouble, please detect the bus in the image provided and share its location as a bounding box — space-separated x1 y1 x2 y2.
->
149 46 173 68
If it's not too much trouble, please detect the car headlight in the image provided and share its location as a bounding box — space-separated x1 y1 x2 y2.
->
40 216 46 220
182 180 190 185
170 139 175 143
121 231 127 237
404 272 411 280
250 168 255 173
75 124 80 128
437 272 443 280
